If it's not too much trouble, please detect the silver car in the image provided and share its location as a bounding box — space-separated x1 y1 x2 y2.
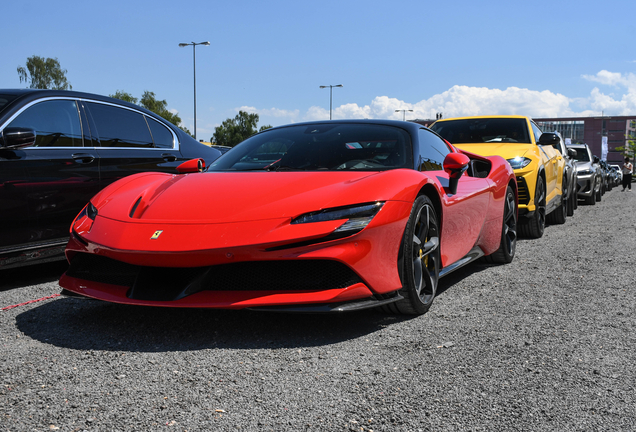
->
568 143 602 205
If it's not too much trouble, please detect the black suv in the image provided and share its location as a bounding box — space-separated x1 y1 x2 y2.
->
0 89 221 269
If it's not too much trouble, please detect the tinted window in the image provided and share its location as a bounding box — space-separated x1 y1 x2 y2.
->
210 123 413 171
570 147 591 162
0 94 19 114
530 121 543 144
431 118 531 144
87 102 153 148
147 117 174 149
7 99 83 147
417 129 451 171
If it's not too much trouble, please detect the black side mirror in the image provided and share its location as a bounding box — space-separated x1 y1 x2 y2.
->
593 155 600 163
538 132 560 146
0 127 36 149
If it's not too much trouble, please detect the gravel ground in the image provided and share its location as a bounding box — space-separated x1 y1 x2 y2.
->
1 189 635 432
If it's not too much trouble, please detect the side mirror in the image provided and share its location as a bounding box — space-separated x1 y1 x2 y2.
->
568 148 577 158
443 152 470 195
538 132 560 146
0 127 36 149
593 155 600 164
176 158 205 173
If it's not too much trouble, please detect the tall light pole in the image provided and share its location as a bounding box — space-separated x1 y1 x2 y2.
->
319 84 343 120
395 109 413 121
179 41 210 140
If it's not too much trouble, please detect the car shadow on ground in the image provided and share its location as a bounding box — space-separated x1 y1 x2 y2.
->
13 259 493 353
15 296 417 353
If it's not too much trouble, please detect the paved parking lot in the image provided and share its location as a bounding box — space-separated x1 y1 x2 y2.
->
2 190 635 431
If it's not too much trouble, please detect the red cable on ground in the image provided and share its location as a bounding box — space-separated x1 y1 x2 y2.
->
1 293 61 311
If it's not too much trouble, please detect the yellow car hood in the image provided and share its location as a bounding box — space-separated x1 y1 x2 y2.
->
454 142 534 160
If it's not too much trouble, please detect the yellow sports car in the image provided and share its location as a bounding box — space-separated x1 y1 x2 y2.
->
430 115 566 238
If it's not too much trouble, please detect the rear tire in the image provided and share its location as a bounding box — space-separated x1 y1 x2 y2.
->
547 181 567 225
483 185 517 264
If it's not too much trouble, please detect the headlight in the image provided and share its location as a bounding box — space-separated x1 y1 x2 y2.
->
292 202 385 233
577 168 593 175
506 157 532 170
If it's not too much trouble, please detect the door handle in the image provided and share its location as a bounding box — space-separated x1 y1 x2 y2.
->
162 153 178 162
71 153 95 164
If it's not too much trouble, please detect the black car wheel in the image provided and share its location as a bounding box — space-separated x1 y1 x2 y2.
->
519 176 545 238
483 185 517 264
547 177 567 225
585 186 597 205
390 195 440 315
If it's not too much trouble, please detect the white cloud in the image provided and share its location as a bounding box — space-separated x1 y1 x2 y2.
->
245 70 636 126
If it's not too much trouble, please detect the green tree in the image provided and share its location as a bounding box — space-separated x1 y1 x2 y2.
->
213 111 269 146
109 90 138 104
615 134 636 160
17 56 72 90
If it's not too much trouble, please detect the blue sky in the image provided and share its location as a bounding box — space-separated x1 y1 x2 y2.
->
3 0 636 140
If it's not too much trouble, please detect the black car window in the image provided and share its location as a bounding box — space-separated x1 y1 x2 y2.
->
210 123 413 171
530 122 543 144
431 118 531 144
417 128 451 171
147 117 174 149
87 102 153 148
7 99 83 147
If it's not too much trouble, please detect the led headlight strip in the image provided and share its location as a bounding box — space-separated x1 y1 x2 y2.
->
292 202 385 233
506 157 532 170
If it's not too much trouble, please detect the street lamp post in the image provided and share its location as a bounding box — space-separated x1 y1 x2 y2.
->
395 109 413 121
179 41 210 141
319 84 343 120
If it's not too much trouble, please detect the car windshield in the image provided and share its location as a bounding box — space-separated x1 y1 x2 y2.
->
431 118 531 144
570 147 590 162
0 94 19 115
209 123 413 172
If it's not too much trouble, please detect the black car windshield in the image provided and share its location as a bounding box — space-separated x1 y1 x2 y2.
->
209 123 413 172
571 147 591 162
0 94 19 114
431 118 531 144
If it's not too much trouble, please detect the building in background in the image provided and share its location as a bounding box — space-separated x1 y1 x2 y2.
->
535 116 636 164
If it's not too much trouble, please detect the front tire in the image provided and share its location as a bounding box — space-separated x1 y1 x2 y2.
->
519 176 546 238
483 185 517 264
390 195 440 315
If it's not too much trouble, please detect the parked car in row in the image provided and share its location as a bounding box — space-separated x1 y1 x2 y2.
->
59 120 518 315
610 164 623 185
548 131 578 216
568 143 602 205
0 89 222 269
430 115 567 238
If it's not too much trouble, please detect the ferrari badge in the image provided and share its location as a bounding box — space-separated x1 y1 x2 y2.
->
150 230 163 240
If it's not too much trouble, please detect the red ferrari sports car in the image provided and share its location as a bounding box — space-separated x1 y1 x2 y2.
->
59 120 517 315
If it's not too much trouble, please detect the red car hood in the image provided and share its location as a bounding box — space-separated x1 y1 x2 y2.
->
93 170 422 224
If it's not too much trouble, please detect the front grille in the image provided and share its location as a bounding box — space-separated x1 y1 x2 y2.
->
516 176 530 205
66 253 362 301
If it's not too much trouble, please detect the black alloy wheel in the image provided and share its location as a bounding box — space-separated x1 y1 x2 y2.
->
519 176 546 238
483 185 517 264
390 195 440 315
